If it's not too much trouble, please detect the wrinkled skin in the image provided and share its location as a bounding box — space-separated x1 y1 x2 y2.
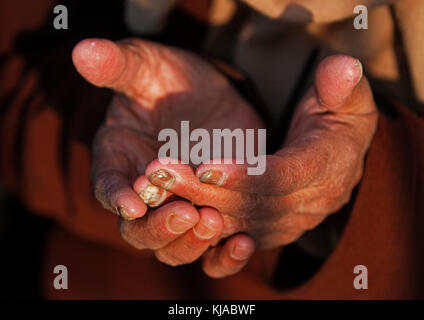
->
72 38 262 276
72 38 378 278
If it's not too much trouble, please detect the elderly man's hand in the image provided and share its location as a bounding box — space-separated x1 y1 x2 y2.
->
144 55 378 277
72 38 262 270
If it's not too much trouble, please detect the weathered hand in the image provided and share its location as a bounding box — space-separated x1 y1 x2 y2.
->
144 55 378 277
72 38 262 268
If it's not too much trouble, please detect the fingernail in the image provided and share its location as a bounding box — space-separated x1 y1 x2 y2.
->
351 59 363 86
148 169 175 189
193 220 217 240
117 206 136 221
166 212 194 234
139 185 166 207
231 244 253 261
199 170 226 186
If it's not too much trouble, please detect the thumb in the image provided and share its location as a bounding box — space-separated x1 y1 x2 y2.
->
72 38 194 103
314 54 373 114
72 38 139 91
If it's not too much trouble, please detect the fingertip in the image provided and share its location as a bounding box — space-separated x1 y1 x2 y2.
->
196 164 229 187
145 159 196 190
163 200 200 226
146 160 229 206
193 208 224 240
72 38 125 87
227 234 255 261
317 54 363 86
199 207 224 229
116 189 148 220
202 235 255 279
117 202 148 221
133 175 169 208
315 54 363 107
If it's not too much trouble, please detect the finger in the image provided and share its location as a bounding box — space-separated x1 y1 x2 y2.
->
314 54 376 114
314 55 378 148
94 169 148 221
119 200 199 250
144 159 239 209
194 154 319 196
72 38 212 105
72 39 130 89
202 234 255 279
154 207 223 266
72 38 152 99
314 54 363 109
92 122 159 220
92 141 148 220
144 159 295 221
133 175 174 208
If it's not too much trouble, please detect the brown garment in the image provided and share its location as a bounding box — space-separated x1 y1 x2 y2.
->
0 0 423 299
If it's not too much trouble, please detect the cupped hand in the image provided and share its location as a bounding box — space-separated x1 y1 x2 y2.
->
143 55 378 277
72 38 262 268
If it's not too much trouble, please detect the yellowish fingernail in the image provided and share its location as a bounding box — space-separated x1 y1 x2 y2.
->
139 185 166 207
353 59 363 85
117 207 136 221
148 169 175 189
199 170 226 186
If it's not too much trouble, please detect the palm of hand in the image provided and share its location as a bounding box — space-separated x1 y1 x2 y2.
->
74 38 263 214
